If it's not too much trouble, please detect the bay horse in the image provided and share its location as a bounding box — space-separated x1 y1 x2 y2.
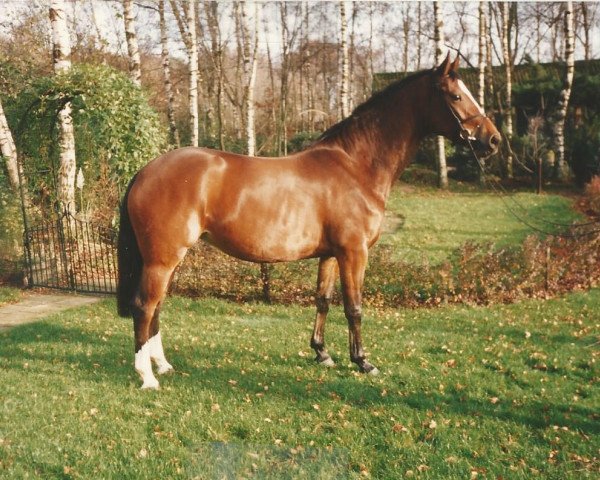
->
117 55 500 389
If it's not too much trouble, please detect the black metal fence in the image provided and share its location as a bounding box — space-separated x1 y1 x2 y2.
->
23 210 117 294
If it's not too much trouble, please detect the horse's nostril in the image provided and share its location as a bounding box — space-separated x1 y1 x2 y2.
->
490 134 501 148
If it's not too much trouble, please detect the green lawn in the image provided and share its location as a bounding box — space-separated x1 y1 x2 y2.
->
0 286 22 307
381 187 582 263
1 291 597 478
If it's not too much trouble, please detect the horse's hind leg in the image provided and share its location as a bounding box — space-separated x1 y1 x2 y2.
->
310 257 338 367
133 264 174 389
337 246 379 375
148 301 174 375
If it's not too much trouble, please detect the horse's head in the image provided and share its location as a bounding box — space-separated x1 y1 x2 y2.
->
430 53 501 157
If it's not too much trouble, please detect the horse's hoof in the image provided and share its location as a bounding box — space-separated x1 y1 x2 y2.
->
141 378 160 390
157 363 174 375
360 362 379 376
318 356 335 368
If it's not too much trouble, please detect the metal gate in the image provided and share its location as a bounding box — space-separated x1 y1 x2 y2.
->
23 210 118 294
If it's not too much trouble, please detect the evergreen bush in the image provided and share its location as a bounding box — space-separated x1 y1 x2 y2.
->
5 64 167 223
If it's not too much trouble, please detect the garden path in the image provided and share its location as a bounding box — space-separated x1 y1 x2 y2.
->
0 293 101 330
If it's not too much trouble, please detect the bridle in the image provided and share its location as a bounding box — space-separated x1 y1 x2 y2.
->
433 72 489 142
443 94 488 142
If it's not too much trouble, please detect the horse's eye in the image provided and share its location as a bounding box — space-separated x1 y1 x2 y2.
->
452 94 462 102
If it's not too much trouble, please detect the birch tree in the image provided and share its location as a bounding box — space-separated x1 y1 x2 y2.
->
485 3 495 106
205 1 224 149
158 0 180 147
478 1 486 108
433 1 448 189
278 1 290 156
500 1 514 178
554 0 575 180
169 0 199 147
339 1 350 118
477 0 487 184
50 0 76 214
0 99 19 191
122 0 141 87
187 0 198 146
241 1 260 157
578 2 597 61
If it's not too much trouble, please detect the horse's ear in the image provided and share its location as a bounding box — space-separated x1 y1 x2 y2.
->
435 52 452 77
450 55 460 73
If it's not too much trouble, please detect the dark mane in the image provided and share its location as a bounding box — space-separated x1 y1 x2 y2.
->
315 68 432 145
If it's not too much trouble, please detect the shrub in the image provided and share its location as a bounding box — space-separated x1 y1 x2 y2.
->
570 117 600 186
6 64 168 224
171 229 600 309
582 175 600 216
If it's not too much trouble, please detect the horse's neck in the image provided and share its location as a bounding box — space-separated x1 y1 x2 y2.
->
340 82 428 204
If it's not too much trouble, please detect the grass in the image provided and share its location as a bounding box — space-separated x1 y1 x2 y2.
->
0 291 598 479
0 286 22 307
381 186 582 263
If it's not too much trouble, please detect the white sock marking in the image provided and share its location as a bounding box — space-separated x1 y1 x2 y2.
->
135 341 159 389
149 332 173 375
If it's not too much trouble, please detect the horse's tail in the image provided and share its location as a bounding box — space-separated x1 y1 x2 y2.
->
117 174 142 318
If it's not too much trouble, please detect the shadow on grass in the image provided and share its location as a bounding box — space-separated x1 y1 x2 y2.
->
2 319 597 438
0 321 132 384
401 389 599 436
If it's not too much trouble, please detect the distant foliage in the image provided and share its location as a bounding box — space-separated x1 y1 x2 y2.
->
172 231 600 309
512 70 600 183
6 64 167 221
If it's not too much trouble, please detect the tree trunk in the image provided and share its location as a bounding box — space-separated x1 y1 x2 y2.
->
339 1 350 118
205 1 224 150
501 1 513 179
349 2 357 111
50 0 76 214
279 2 290 156
0 99 19 191
90 0 107 54
159 0 180 147
580 2 591 61
301 1 310 132
266 35 277 152
478 1 486 108
554 0 575 180
416 2 423 70
486 3 495 104
477 0 487 185
433 1 448 189
535 3 542 63
402 3 410 72
242 1 259 157
122 0 141 87
188 0 199 147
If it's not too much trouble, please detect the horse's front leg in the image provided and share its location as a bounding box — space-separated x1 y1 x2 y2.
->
310 256 338 367
337 246 379 375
